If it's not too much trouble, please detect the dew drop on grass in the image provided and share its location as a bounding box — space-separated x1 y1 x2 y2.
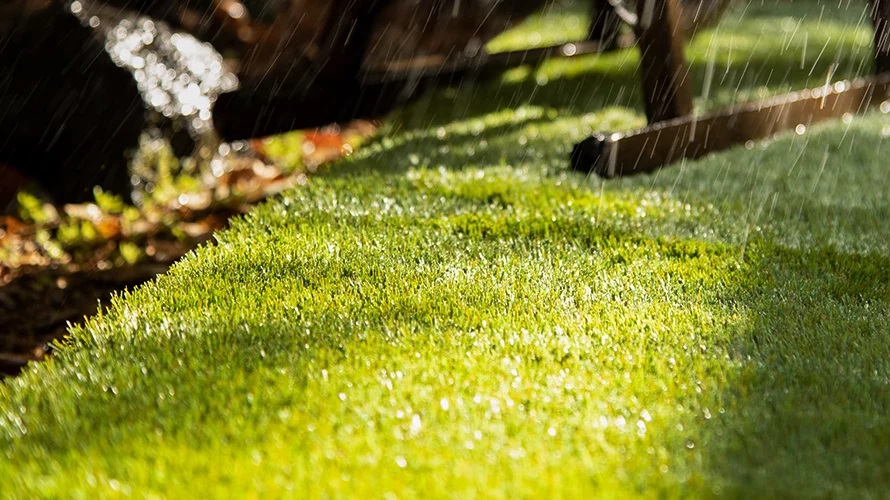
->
410 414 422 435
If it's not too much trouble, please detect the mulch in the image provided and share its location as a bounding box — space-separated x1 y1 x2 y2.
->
0 261 177 377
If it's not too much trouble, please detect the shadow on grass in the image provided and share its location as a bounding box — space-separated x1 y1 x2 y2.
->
703 243 890 495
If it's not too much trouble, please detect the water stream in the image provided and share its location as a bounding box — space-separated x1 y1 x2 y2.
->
67 0 245 202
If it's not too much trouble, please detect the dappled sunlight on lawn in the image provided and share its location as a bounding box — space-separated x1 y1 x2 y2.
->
2 0 890 495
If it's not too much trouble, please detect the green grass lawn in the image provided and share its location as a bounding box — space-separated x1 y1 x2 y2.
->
3 0 890 496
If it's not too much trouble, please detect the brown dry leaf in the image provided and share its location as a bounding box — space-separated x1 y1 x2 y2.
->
95 216 123 240
63 203 123 239
0 216 28 237
305 130 345 150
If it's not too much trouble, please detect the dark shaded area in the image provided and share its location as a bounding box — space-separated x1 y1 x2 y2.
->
0 263 176 378
212 0 550 139
703 243 890 496
0 3 145 204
